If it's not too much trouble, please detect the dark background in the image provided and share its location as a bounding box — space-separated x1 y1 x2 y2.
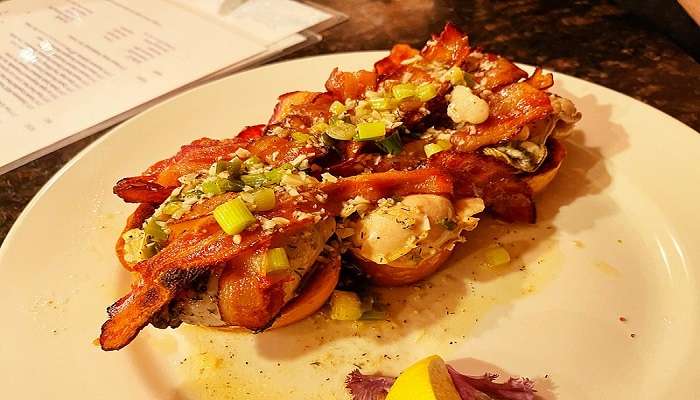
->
1 0 699 244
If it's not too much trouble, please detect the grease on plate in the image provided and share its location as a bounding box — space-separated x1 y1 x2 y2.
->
134 218 564 399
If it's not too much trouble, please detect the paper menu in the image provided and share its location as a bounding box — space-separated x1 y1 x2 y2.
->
179 0 333 44
0 0 339 174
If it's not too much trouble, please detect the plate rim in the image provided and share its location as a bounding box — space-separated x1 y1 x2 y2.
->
2 51 700 398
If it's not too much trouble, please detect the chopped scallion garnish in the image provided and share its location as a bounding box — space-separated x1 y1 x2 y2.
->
356 121 386 141
326 120 356 140
252 188 276 211
416 83 438 102
264 168 284 184
484 245 511 267
201 178 236 195
329 290 363 321
162 202 182 216
368 97 396 111
281 174 305 187
446 66 464 85
436 139 452 150
360 310 388 320
329 100 346 115
424 143 445 158
291 131 310 143
213 197 256 235
375 132 403 155
144 219 168 243
391 83 416 100
215 158 242 177
264 247 290 273
309 122 329 134
242 155 262 170
240 173 267 187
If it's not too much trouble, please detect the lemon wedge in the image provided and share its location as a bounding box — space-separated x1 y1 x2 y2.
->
385 355 461 400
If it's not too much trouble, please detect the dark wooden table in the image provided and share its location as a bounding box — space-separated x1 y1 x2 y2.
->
1 0 699 244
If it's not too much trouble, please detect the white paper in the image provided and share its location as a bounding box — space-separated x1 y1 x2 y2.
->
0 0 334 174
178 0 332 44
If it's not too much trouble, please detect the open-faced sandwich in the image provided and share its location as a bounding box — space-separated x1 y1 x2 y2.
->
100 23 580 351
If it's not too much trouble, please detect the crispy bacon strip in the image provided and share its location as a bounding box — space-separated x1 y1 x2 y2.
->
102 226 271 350
100 194 321 350
373 22 470 85
113 124 326 204
247 134 324 165
113 177 172 204
525 67 554 90
320 168 453 213
325 68 378 101
428 151 535 223
146 127 264 186
374 43 418 77
114 126 265 203
474 54 528 91
421 22 471 65
268 91 335 126
452 82 553 152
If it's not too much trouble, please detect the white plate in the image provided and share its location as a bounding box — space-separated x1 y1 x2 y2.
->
1 52 699 400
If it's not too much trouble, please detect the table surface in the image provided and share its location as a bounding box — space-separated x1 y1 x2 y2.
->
1 0 699 244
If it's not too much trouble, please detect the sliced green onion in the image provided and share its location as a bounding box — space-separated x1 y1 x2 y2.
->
215 158 242 176
263 247 290 274
144 219 168 243
329 290 363 321
201 178 236 195
356 121 386 141
252 188 276 211
436 139 452 150
240 173 267 187
309 122 329 134
326 120 356 140
162 202 182 216
484 245 511 267
354 101 371 117
375 132 403 155
391 83 416 100
360 310 388 320
264 168 284 184
445 66 464 85
291 131 310 143
242 155 262 170
329 100 346 115
424 143 446 158
213 197 256 235
416 83 438 102
368 97 396 111
228 180 245 192
281 174 305 187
